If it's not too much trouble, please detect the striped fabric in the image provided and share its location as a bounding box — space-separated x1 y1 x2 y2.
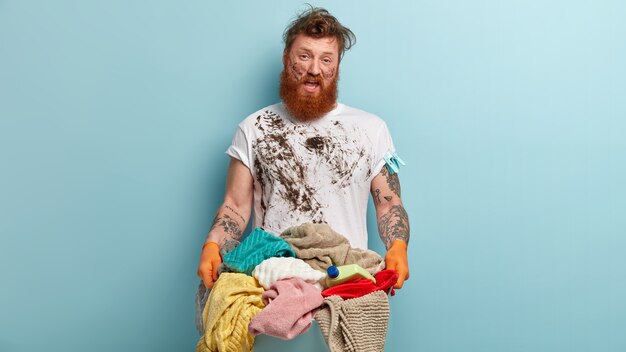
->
223 227 296 275
315 290 390 352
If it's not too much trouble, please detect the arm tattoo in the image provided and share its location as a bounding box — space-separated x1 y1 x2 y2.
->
381 166 401 197
378 204 410 249
224 204 246 223
210 214 243 246
374 189 382 206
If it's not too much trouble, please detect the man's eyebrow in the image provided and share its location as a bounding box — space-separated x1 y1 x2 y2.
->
295 48 336 57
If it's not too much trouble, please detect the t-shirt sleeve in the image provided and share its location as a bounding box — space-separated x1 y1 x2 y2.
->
225 126 251 169
370 120 396 180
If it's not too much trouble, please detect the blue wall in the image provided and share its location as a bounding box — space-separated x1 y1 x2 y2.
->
1 1 625 351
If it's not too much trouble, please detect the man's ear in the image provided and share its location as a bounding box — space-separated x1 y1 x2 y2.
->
282 49 288 66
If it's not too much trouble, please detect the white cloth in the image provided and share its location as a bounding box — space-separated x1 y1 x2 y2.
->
226 102 395 250
252 257 326 290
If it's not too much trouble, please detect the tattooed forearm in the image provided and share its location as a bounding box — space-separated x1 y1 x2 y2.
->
210 214 243 246
224 204 246 223
381 167 401 197
377 204 410 249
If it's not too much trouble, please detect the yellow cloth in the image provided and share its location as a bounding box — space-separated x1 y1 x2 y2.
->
196 273 265 352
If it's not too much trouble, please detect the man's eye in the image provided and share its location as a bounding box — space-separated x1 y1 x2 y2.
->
300 55 309 60
323 58 331 64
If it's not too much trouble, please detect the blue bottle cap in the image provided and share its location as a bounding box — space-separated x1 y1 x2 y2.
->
327 265 339 278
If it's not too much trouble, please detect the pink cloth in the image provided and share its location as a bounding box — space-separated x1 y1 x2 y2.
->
248 277 324 340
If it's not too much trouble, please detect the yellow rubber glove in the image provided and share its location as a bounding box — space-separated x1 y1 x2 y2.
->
197 242 222 289
385 240 409 289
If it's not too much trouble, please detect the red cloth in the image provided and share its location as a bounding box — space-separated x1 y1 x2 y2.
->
321 269 399 299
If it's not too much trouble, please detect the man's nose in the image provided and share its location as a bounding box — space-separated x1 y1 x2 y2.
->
307 60 321 76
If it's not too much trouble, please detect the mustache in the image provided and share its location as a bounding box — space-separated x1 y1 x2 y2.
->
298 74 324 85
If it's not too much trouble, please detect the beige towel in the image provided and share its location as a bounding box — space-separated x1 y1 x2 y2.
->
280 223 385 275
315 290 390 352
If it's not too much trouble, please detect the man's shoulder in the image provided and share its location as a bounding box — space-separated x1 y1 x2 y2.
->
337 103 387 127
238 103 284 127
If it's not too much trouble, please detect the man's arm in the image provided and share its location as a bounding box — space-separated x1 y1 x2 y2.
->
197 157 254 288
371 166 410 288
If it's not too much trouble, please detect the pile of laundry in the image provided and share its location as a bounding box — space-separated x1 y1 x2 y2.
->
195 223 398 352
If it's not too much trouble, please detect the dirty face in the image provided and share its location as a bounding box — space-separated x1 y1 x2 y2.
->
284 34 339 95
279 34 340 121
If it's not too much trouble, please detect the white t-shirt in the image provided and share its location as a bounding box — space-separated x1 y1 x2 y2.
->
226 102 395 250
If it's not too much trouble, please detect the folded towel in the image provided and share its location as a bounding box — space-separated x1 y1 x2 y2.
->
248 277 324 340
280 223 385 275
252 257 325 290
196 273 265 352
315 290 390 352
322 270 399 299
223 227 296 275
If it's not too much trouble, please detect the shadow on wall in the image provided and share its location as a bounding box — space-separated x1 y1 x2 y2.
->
249 50 283 112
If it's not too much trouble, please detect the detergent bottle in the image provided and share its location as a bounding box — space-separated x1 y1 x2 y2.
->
325 264 377 287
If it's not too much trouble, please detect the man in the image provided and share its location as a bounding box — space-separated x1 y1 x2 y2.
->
197 7 410 291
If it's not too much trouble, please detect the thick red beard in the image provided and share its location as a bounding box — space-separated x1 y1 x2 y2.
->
279 70 338 122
